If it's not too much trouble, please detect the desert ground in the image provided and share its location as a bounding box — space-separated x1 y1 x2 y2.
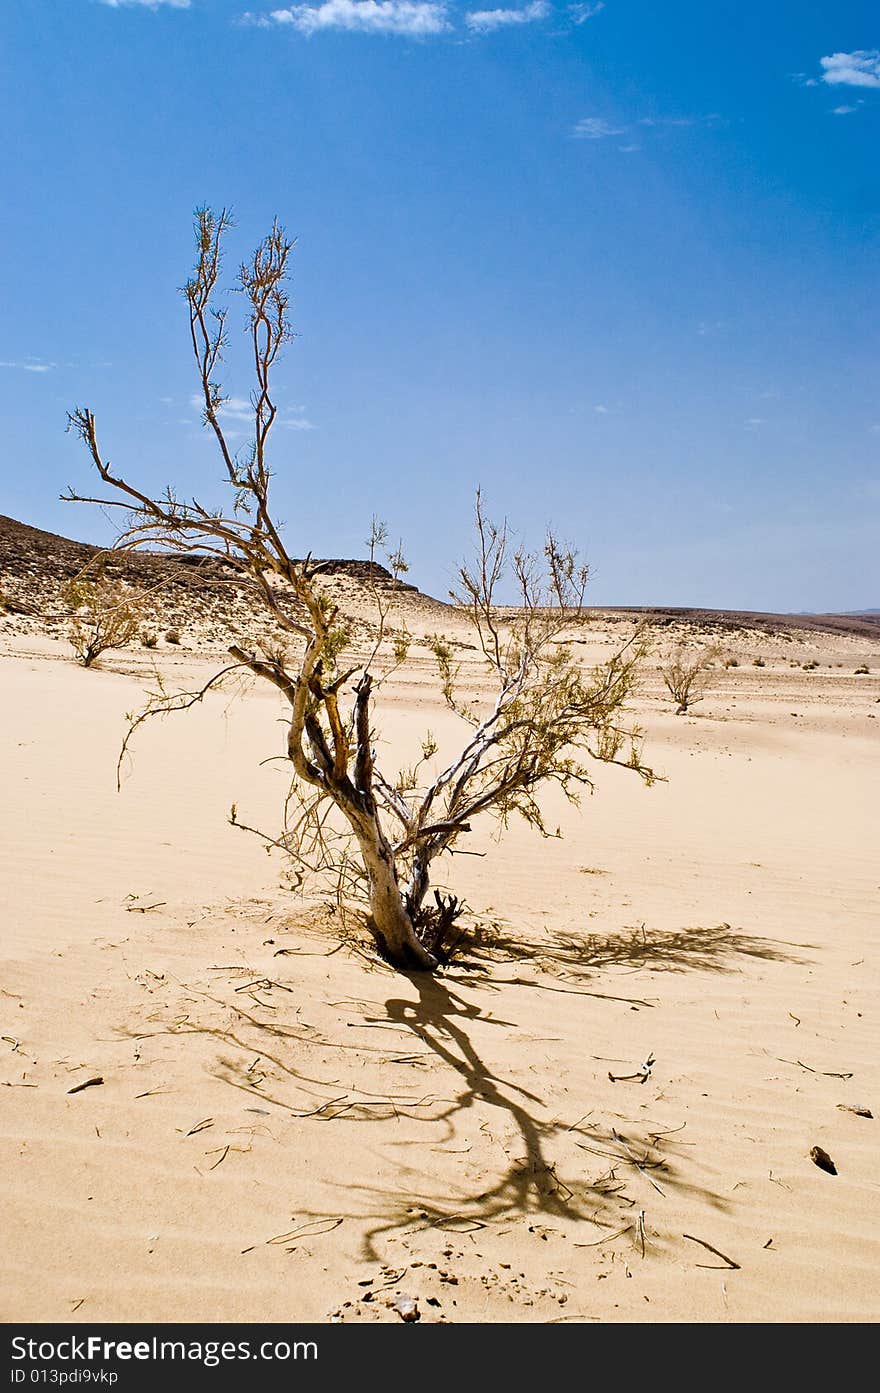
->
1 515 878 1324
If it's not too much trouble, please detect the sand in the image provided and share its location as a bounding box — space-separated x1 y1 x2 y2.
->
1 605 878 1324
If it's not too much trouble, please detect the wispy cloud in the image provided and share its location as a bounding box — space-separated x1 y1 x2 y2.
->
573 112 720 142
189 394 315 430
465 2 549 32
832 103 860 115
571 116 627 139
246 0 605 37
252 1 450 33
0 358 54 373
190 393 252 421
639 113 723 130
567 1 603 23
99 1 191 9
819 51 880 89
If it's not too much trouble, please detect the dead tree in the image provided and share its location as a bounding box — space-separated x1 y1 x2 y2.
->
65 207 653 972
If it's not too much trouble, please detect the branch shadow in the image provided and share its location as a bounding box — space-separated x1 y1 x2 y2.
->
123 912 801 1266
344 971 727 1261
456 918 806 982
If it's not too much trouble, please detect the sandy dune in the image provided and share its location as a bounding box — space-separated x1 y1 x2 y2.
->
1 593 878 1323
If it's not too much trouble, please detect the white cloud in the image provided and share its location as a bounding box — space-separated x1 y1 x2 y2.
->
640 115 693 128
260 0 450 33
593 404 609 414
100 1 191 9
820 51 880 89
571 116 627 139
465 1 549 33
190 393 252 421
639 113 722 130
189 394 315 430
567 1 603 22
832 103 859 115
0 358 54 373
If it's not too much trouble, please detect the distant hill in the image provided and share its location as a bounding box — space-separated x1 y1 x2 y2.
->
1 513 878 643
592 604 880 641
0 513 449 644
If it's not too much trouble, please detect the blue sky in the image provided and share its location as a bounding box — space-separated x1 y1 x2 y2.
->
1 1 877 609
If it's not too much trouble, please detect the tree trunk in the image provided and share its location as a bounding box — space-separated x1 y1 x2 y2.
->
404 848 431 921
357 829 437 971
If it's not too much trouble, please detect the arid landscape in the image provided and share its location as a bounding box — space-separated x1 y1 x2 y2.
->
2 514 878 1324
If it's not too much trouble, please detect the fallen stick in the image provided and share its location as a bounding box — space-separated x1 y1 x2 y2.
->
68 1077 104 1095
186 1116 214 1136
776 1057 853 1080
609 1052 655 1084
265 1217 343 1245
573 1223 633 1248
500 977 656 1008
683 1234 740 1269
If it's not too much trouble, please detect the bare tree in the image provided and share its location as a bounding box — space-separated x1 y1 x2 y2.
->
661 644 719 714
65 207 653 971
64 558 143 668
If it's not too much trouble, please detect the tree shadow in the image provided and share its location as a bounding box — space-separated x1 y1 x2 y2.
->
123 912 796 1264
456 918 806 983
342 970 727 1261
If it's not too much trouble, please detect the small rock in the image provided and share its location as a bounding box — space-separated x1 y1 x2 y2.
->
810 1145 837 1175
393 1295 420 1323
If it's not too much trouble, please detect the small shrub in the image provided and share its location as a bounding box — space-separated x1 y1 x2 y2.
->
165 628 181 645
64 563 143 668
662 645 719 714
855 664 869 675
141 630 158 649
724 657 739 669
752 657 765 668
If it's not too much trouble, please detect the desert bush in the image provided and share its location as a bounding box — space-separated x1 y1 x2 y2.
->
65 207 654 972
141 630 158 648
165 628 181 645
752 657 765 667
64 563 142 668
661 645 719 715
724 657 738 669
855 664 869 675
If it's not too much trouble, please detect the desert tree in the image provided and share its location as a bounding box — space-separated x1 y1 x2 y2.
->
65 207 653 971
64 557 144 668
661 643 719 715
